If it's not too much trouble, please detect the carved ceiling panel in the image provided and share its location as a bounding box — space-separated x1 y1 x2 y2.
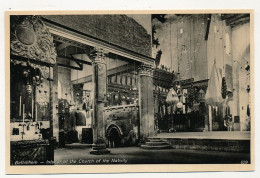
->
11 15 57 64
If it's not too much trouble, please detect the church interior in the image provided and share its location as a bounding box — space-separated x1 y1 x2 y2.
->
9 13 251 164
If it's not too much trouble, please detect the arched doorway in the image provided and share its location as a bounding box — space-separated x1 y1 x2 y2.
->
107 126 122 148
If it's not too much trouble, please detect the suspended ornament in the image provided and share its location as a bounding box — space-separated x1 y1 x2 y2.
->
166 88 179 105
189 84 194 103
36 75 40 81
23 69 30 78
245 62 250 71
205 63 224 107
247 104 250 117
155 49 162 67
115 94 119 101
44 102 48 108
26 83 32 95
221 77 227 99
198 89 205 102
32 68 42 86
176 102 183 109
246 85 250 93
176 84 182 99
225 106 229 118
65 102 69 109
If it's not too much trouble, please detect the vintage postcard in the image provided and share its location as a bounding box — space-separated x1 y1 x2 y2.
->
5 10 254 174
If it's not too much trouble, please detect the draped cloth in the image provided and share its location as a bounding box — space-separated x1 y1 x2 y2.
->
205 63 224 107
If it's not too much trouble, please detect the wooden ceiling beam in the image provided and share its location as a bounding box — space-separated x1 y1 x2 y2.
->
57 55 92 66
221 14 250 28
56 42 70 51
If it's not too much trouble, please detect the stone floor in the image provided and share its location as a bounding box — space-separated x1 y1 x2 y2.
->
54 145 250 165
152 131 250 140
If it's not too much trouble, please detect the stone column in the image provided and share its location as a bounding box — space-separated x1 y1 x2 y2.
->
48 66 55 162
88 47 110 154
138 64 155 141
52 64 59 144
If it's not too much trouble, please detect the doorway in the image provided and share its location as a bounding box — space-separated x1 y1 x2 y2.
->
107 127 121 148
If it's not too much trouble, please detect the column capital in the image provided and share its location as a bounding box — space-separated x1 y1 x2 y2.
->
88 47 109 64
138 63 154 77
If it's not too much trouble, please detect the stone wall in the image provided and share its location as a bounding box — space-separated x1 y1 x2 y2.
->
231 22 250 131
153 15 208 82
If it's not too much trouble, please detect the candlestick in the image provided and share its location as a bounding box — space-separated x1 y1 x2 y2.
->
35 122 39 134
19 96 21 116
21 125 25 140
22 104 25 123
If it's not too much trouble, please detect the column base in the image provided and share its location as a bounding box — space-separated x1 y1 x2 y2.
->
90 149 111 155
89 144 110 155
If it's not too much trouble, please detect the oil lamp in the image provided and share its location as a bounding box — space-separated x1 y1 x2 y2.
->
26 83 32 95
23 69 29 78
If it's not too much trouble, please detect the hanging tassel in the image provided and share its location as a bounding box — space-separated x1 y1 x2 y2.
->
221 77 227 99
247 104 250 117
189 84 194 104
225 106 228 118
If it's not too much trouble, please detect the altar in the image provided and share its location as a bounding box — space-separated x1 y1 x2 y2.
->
10 16 57 164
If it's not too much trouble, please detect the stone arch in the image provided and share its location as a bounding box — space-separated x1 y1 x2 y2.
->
106 124 123 137
106 124 123 148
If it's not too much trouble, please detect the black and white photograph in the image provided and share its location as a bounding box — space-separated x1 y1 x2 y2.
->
5 11 254 173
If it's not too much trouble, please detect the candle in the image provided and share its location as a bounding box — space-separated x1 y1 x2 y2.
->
35 105 37 122
19 96 21 116
22 104 25 123
32 98 34 119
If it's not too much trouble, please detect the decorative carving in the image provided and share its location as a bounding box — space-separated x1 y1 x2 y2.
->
153 68 175 88
138 64 154 77
88 47 108 64
11 16 57 64
10 59 50 79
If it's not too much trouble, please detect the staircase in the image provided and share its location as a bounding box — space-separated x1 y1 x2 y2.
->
141 138 172 150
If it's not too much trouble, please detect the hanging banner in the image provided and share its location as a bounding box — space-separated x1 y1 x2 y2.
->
221 77 227 99
205 63 224 107
225 64 233 92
